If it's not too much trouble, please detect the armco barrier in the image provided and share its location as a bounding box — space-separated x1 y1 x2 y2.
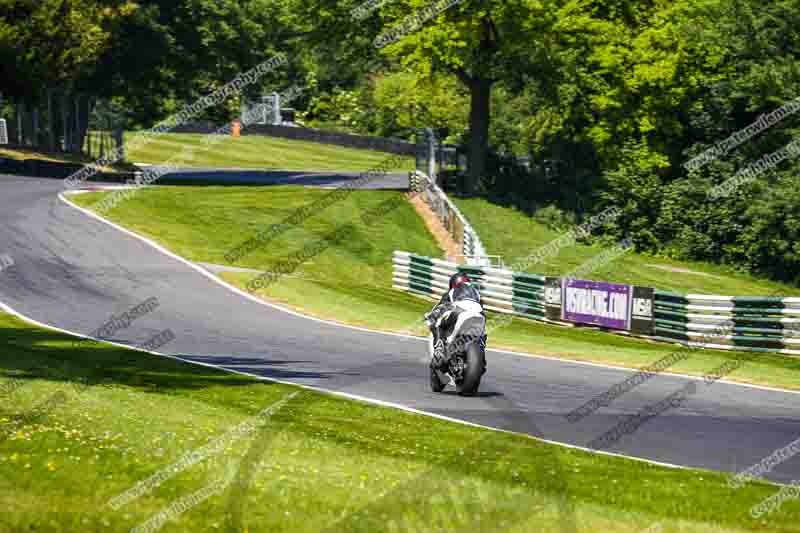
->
394 250 800 355
409 171 489 264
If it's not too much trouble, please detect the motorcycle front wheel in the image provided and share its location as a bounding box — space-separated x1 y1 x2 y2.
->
455 342 485 396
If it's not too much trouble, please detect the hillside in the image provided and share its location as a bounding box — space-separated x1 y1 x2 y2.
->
453 198 800 297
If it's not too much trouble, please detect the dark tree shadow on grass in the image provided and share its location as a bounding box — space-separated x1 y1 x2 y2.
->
0 325 276 394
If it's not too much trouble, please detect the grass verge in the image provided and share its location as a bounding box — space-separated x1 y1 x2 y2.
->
453 197 799 297
67 186 800 392
122 132 415 173
0 311 797 532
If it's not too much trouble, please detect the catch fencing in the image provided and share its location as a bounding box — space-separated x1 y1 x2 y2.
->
241 93 283 126
393 251 800 355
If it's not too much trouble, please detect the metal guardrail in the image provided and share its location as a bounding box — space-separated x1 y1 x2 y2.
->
394 250 800 355
409 170 491 265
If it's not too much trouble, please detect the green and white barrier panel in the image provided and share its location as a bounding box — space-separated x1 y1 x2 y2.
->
394 251 800 355
392 251 545 319
654 292 800 355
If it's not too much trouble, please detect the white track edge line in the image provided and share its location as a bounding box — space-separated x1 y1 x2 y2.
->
0 297 703 476
57 191 800 400
58 192 424 341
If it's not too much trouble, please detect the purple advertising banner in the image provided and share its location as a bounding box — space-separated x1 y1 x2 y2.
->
561 279 632 331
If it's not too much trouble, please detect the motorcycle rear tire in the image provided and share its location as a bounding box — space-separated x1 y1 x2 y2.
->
456 343 485 396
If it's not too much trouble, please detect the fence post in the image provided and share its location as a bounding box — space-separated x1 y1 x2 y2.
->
47 91 55 151
86 105 92 157
0 93 5 146
415 129 425 173
61 94 69 152
271 92 281 125
73 98 80 153
16 102 24 145
437 140 445 179
425 127 436 181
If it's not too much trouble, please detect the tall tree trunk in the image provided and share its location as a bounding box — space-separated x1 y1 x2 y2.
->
17 102 23 145
47 91 55 151
466 77 492 194
86 98 94 157
76 97 90 155
72 98 80 153
61 95 68 152
32 108 39 147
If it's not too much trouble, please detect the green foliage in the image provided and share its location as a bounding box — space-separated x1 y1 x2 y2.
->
2 0 300 125
0 0 137 99
3 0 800 285
656 162 800 285
600 141 670 251
530 205 578 232
483 0 800 286
304 87 365 131
300 68 468 141
371 70 468 141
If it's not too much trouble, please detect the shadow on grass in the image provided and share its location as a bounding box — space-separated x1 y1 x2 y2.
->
1 165 410 190
0 325 263 393
154 169 409 190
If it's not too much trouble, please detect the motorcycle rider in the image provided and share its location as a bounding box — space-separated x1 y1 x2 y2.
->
424 272 483 367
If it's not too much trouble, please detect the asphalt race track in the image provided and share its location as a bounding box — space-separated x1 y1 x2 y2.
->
2 174 799 484
141 166 411 189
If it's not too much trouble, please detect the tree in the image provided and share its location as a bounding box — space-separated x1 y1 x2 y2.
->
0 0 137 152
90 0 299 127
290 0 560 192
0 0 136 99
374 0 561 192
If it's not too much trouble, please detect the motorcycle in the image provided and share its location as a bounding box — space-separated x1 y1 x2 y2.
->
425 300 487 396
